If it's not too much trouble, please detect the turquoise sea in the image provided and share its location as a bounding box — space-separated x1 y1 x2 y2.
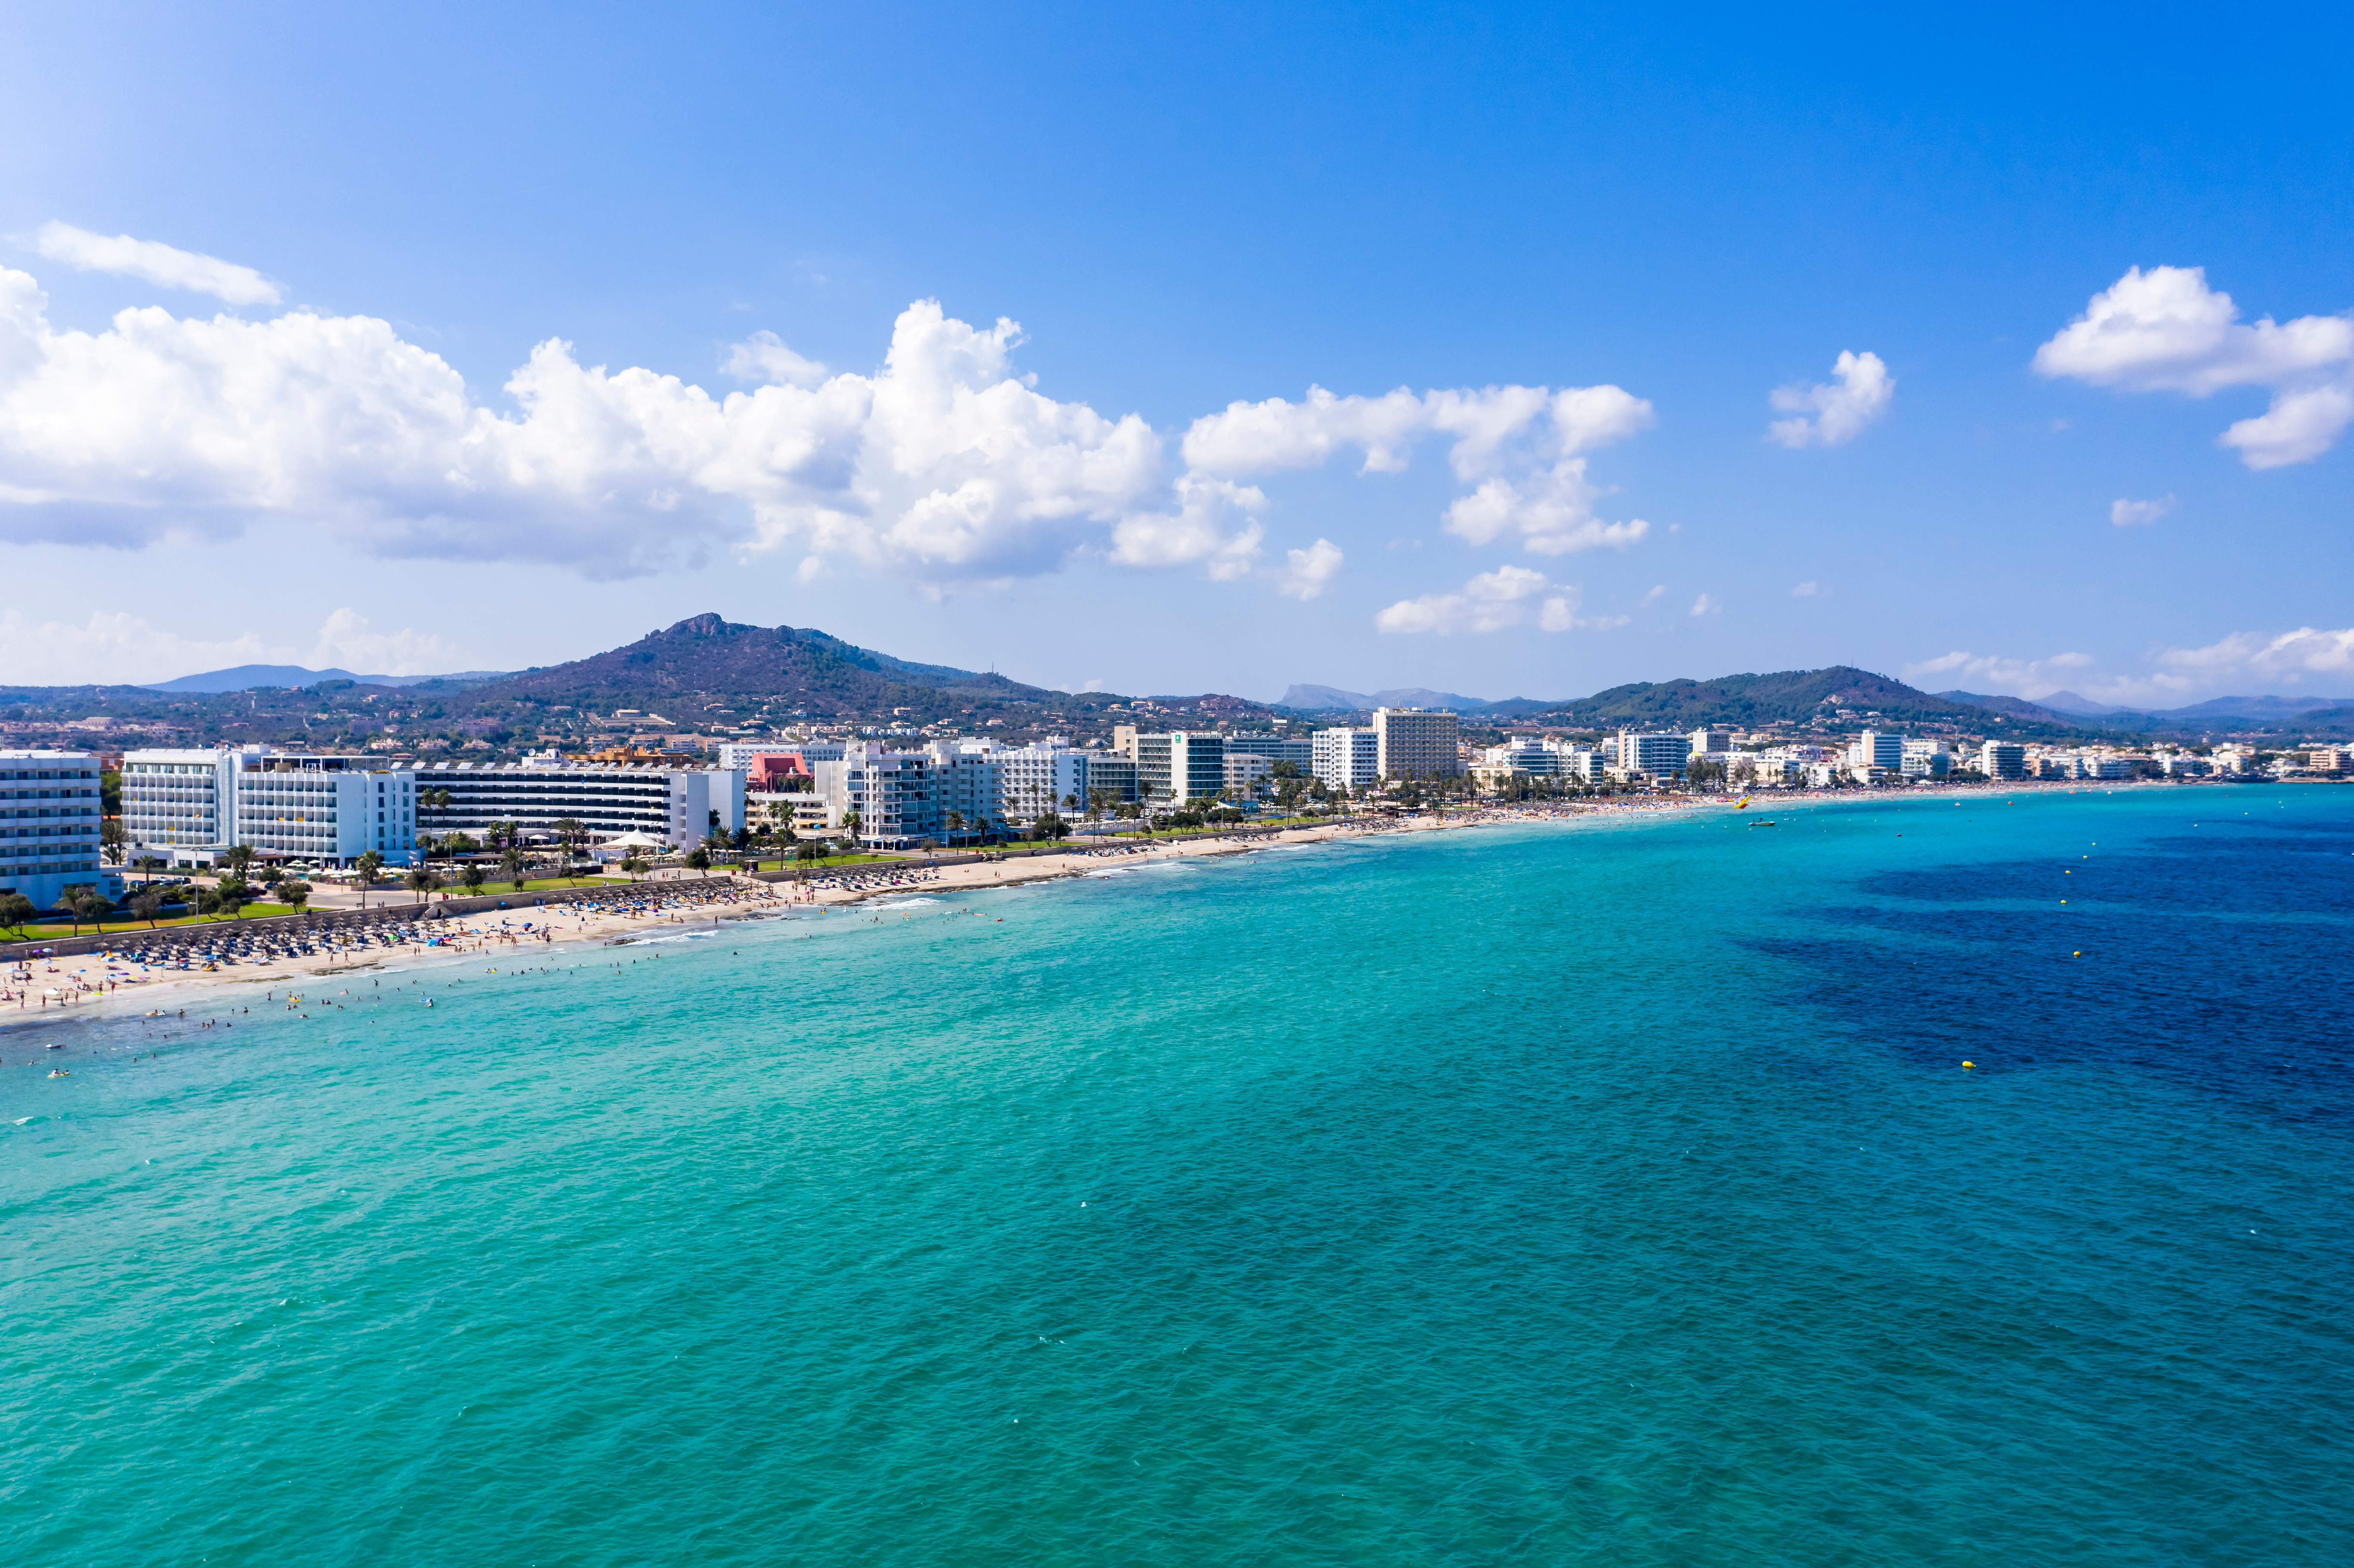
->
4 788 2351 1565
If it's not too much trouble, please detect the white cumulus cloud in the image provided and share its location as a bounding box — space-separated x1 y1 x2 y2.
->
1276 537 1344 600
1375 565 1552 635
1901 648 2097 697
2033 266 2354 468
1768 350 1895 448
1536 587 1626 632
1185 380 1654 557
2110 495 2175 527
33 221 282 306
2155 625 2354 684
1106 475 1264 580
1690 592 1721 616
0 272 1338 586
722 329 828 388
0 606 457 687
1790 580 1828 597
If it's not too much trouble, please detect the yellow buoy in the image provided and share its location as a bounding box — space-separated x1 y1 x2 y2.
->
1962 1060 1975 1069
2074 950 2081 956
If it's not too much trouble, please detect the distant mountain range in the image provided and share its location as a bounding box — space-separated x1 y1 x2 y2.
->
142 663 511 694
1278 683 1524 712
1943 688 2354 725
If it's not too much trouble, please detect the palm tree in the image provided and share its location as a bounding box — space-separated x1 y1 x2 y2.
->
134 853 165 885
221 843 258 880
101 817 128 869
355 849 385 908
500 846 528 892
65 885 109 936
946 809 965 847
550 817 585 877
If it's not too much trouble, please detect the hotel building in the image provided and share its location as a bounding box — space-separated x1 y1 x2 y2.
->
0 749 114 909
124 746 420 869
1312 727 1379 793
1373 708 1462 780
416 759 746 850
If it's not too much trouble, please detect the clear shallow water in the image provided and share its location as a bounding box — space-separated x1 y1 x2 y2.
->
5 789 2350 1566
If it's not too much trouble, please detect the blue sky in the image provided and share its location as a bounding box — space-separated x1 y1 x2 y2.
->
1 2 2348 705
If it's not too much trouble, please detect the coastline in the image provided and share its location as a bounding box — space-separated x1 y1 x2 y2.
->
0 777 2186 1031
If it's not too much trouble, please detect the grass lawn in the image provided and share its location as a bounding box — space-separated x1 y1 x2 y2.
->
744 853 899 872
3 902 305 941
391 876 633 899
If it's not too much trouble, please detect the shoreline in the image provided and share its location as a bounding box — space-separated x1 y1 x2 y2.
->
0 778 2198 1032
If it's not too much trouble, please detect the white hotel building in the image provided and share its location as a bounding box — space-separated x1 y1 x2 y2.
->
124 747 748 869
416 760 745 849
0 749 115 909
124 747 420 870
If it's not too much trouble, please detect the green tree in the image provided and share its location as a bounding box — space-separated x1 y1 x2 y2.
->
220 843 258 880
946 809 965 846
278 880 311 916
355 849 385 908
0 891 36 937
134 853 165 885
129 888 164 928
405 866 442 904
214 877 252 920
619 856 648 882
500 846 529 891
101 817 128 867
460 862 488 896
64 884 110 936
685 848 711 872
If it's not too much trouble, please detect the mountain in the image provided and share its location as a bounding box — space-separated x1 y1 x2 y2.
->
142 663 510 694
467 613 1087 718
2033 690 2123 716
1277 683 1504 712
2153 694 2354 720
1562 667 2000 729
1937 689 2080 723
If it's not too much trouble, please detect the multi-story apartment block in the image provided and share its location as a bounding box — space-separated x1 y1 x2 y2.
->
0 749 114 908
417 760 744 851
1688 728 1732 756
1223 753 1274 797
239 755 418 865
1616 729 1692 779
1085 753 1139 807
1375 708 1462 780
1133 732 1226 803
1312 727 1378 793
718 741 848 770
1223 732 1314 770
996 744 1092 825
120 746 258 864
1980 741 2027 779
1900 739 1952 779
812 746 940 850
1850 731 1907 774
922 741 1004 843
126 746 425 869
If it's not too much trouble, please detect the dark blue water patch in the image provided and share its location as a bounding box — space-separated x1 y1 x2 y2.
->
1734 820 2354 1119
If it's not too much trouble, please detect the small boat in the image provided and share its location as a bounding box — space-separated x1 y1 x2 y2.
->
1748 819 1777 828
